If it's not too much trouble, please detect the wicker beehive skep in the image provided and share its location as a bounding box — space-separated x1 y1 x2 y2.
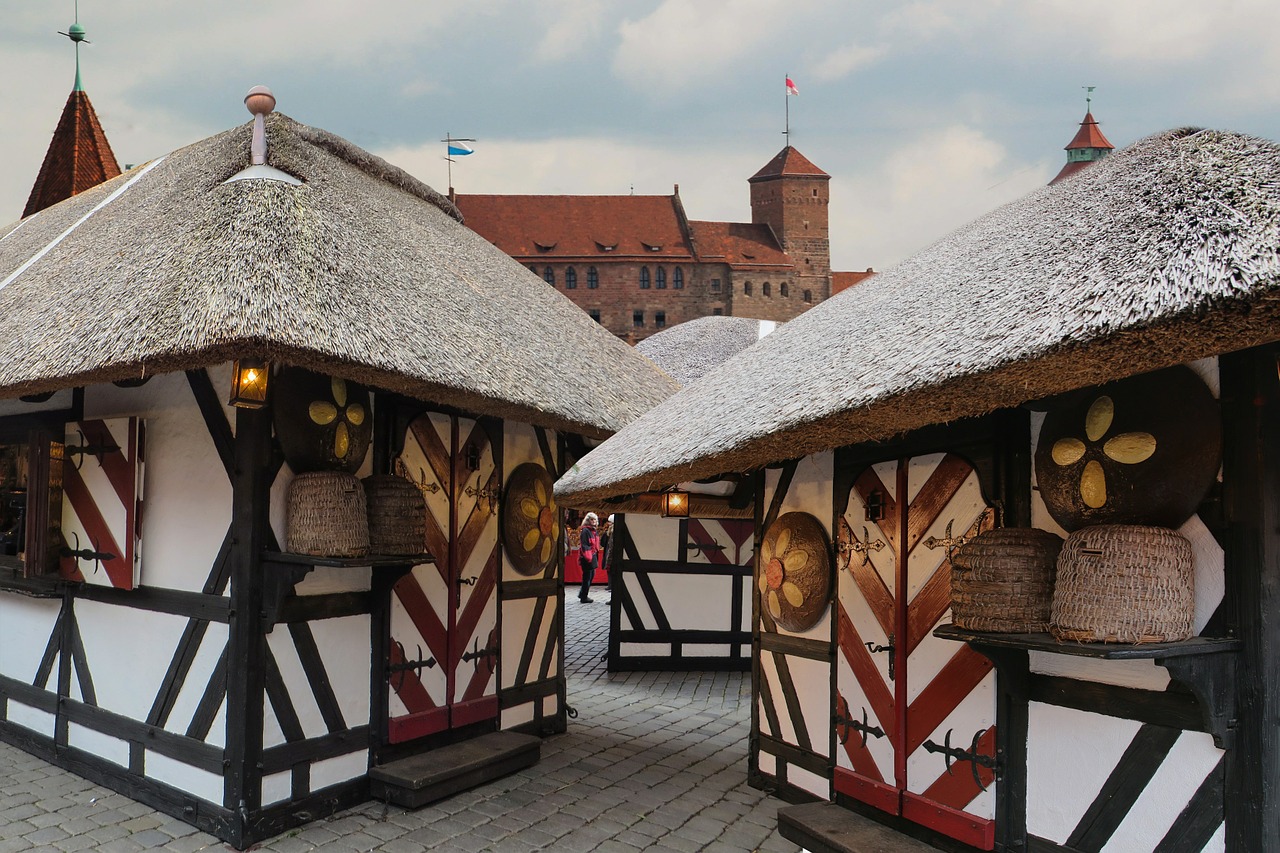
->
1051 525 1194 643
951 528 1063 633
287 471 370 558
364 474 427 556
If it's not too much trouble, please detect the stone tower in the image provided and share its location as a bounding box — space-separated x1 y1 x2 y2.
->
1050 110 1114 186
748 146 831 302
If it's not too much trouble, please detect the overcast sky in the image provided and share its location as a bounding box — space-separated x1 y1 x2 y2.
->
4 1 1279 271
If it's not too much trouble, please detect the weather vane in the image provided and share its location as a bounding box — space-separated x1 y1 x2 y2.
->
1084 85 1096 112
58 0 90 92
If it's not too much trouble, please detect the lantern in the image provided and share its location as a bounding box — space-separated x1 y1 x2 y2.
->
229 360 269 409
661 489 689 518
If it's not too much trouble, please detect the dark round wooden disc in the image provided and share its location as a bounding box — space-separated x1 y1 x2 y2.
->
272 366 373 474
502 463 559 577
1034 366 1220 532
758 511 832 632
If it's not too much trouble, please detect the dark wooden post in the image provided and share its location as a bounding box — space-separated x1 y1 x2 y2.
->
223 405 272 846
1220 344 1280 850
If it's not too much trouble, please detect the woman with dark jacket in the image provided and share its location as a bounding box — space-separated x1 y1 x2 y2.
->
578 512 600 603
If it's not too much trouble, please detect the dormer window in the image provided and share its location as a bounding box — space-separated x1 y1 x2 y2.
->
533 240 557 252
594 239 618 252
641 241 663 252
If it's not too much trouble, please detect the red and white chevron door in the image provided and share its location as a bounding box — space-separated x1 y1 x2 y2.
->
835 453 997 849
387 413 499 743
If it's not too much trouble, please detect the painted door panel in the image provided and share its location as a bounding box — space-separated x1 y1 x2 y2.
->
61 418 145 589
835 452 996 850
387 413 499 742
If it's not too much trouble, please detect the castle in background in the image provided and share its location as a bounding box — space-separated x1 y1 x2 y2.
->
454 147 875 342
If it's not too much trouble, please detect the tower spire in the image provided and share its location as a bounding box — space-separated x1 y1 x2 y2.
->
58 0 90 92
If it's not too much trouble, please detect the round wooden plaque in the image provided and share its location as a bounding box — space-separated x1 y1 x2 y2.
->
758 511 832 632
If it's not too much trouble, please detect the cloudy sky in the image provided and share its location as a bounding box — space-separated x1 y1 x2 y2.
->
3 1 1279 271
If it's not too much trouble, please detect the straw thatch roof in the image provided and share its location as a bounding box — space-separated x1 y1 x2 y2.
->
557 127 1280 504
635 316 772 386
0 113 676 438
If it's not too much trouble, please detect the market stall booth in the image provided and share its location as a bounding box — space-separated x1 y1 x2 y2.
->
0 92 676 849
556 128 1280 852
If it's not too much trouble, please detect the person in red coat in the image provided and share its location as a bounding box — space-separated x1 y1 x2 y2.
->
578 512 600 603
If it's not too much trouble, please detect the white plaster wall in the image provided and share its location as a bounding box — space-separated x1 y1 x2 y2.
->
0 389 75 416
68 722 129 768
626 513 680 562
74 601 189 720
85 368 233 594
761 452 834 643
311 750 369 791
263 615 370 748
146 751 224 805
648 573 732 630
0 596 60 681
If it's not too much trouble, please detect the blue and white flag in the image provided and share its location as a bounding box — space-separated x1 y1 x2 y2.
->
447 142 474 156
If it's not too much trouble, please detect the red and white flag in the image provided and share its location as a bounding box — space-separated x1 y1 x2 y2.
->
785 76 799 96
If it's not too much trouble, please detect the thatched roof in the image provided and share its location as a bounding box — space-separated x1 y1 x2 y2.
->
557 128 1280 504
0 113 676 438
635 316 772 386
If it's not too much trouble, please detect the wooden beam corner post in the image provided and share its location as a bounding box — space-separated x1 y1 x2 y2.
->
1220 343 1280 851
223 405 273 847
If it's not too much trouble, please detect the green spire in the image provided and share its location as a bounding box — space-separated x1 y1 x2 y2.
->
59 2 89 92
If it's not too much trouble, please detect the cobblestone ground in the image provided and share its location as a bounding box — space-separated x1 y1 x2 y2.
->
0 589 801 852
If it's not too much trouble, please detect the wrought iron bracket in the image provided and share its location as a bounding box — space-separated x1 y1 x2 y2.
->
60 533 117 576
65 429 120 471
835 704 885 748
923 727 999 792
387 641 438 691
865 633 896 681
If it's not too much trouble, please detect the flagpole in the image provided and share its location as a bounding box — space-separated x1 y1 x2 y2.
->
784 73 790 146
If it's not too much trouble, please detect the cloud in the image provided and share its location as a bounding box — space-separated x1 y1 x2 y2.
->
811 42 890 82
830 124 1053 269
534 0 607 63
613 0 805 91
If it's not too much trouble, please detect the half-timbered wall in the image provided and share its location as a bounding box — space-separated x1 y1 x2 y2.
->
751 453 834 801
0 368 237 818
499 421 565 735
1022 358 1226 853
611 513 753 670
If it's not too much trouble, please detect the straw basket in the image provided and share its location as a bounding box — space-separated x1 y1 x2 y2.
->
286 471 370 558
951 528 1062 633
1051 525 1194 643
363 474 426 556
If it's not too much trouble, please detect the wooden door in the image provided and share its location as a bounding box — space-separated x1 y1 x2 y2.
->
834 453 997 849
386 413 500 743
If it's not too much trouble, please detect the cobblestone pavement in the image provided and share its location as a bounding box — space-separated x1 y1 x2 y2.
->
0 589 801 852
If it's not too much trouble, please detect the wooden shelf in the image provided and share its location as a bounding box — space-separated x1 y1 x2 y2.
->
262 551 434 569
934 624 1239 659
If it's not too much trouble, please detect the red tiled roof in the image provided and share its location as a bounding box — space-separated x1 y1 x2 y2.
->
23 89 122 218
1064 112 1114 151
1049 160 1093 186
749 146 829 182
687 221 791 269
832 269 875 294
455 194 694 260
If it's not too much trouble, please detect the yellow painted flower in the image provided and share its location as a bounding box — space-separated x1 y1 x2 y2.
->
1050 395 1156 509
308 377 367 461
757 523 809 621
519 476 558 565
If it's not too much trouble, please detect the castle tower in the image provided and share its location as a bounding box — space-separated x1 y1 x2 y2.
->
749 146 831 301
1050 109 1114 186
23 14 121 218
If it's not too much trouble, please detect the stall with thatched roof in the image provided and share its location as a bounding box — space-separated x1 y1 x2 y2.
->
0 91 676 849
557 127 1280 852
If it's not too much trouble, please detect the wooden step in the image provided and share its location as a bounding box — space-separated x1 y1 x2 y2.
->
778 803 943 853
369 731 541 809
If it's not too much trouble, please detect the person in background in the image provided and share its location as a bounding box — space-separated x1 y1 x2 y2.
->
578 512 600 603
600 514 616 590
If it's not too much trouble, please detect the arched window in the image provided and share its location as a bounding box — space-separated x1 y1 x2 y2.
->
587 267 599 289
565 267 577 289
529 265 540 276
743 281 752 296
780 281 789 297
803 289 812 303
640 267 651 289
544 266 555 285
656 267 667 289
762 282 772 297
673 268 684 289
